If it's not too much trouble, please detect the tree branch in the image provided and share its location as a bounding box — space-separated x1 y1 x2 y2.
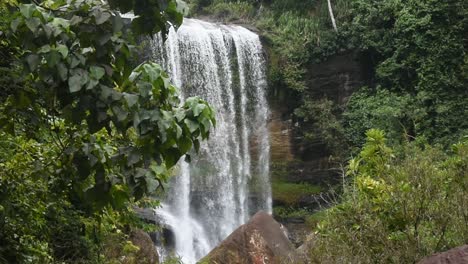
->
327 0 338 31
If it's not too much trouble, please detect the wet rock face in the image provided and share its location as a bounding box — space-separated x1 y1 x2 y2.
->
417 245 468 264
199 211 298 264
267 51 371 187
305 51 372 105
291 51 371 174
268 108 295 163
265 52 369 248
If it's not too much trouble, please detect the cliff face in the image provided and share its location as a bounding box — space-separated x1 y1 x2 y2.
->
266 49 371 244
305 52 371 105
269 51 371 185
292 51 371 173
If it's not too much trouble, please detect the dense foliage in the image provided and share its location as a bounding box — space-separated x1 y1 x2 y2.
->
311 130 468 263
1 0 467 262
0 0 214 262
343 0 468 149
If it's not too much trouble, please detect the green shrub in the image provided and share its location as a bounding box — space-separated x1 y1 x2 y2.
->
343 87 418 151
295 98 346 158
203 0 256 22
305 210 327 229
310 130 468 263
273 206 311 220
272 181 321 206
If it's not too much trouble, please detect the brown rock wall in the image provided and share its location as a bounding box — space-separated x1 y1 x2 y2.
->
418 245 468 264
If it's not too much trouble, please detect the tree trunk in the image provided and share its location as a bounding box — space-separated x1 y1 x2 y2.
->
327 0 338 31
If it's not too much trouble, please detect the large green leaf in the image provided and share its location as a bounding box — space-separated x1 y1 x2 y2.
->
112 105 128 122
19 4 35 18
26 54 40 71
45 51 61 67
193 103 206 116
184 119 199 133
177 136 192 153
57 63 68 80
90 66 105 80
68 69 89 93
56 44 69 58
10 18 22 32
25 17 40 32
93 9 111 25
124 93 138 107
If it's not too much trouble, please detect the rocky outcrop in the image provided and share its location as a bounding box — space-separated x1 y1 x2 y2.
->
134 207 157 224
129 229 160 264
199 211 298 264
296 233 316 263
417 245 468 264
280 222 310 248
133 207 176 253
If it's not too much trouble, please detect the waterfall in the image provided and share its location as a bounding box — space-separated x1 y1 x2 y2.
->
148 19 271 263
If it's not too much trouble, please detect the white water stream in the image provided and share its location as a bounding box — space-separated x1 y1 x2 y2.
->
148 19 271 263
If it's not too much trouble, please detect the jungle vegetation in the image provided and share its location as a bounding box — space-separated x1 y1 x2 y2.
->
0 0 467 263
0 0 214 263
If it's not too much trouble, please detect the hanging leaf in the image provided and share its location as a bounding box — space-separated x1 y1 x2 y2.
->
57 63 68 81
10 18 22 32
68 69 89 93
90 66 105 80
51 17 70 36
124 93 138 107
112 105 128 122
25 17 41 32
193 103 206 116
19 4 35 19
184 119 199 133
45 51 61 67
93 9 111 25
177 136 192 153
26 54 40 71
127 150 141 166
56 44 69 58
38 45 51 54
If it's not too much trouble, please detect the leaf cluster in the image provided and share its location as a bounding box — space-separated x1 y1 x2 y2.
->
0 0 216 262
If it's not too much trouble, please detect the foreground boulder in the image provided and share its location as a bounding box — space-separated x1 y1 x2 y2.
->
199 211 297 264
418 245 468 264
129 229 159 264
296 233 315 263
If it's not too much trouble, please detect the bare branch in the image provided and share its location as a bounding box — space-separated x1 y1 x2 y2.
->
327 0 338 31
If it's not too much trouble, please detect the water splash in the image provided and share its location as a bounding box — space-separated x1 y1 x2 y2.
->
148 19 271 263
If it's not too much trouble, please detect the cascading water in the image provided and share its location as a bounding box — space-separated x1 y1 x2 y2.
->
148 19 271 263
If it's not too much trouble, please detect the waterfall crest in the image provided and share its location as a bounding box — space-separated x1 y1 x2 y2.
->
148 19 271 263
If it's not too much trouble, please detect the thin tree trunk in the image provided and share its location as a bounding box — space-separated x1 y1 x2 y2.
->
327 0 338 31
